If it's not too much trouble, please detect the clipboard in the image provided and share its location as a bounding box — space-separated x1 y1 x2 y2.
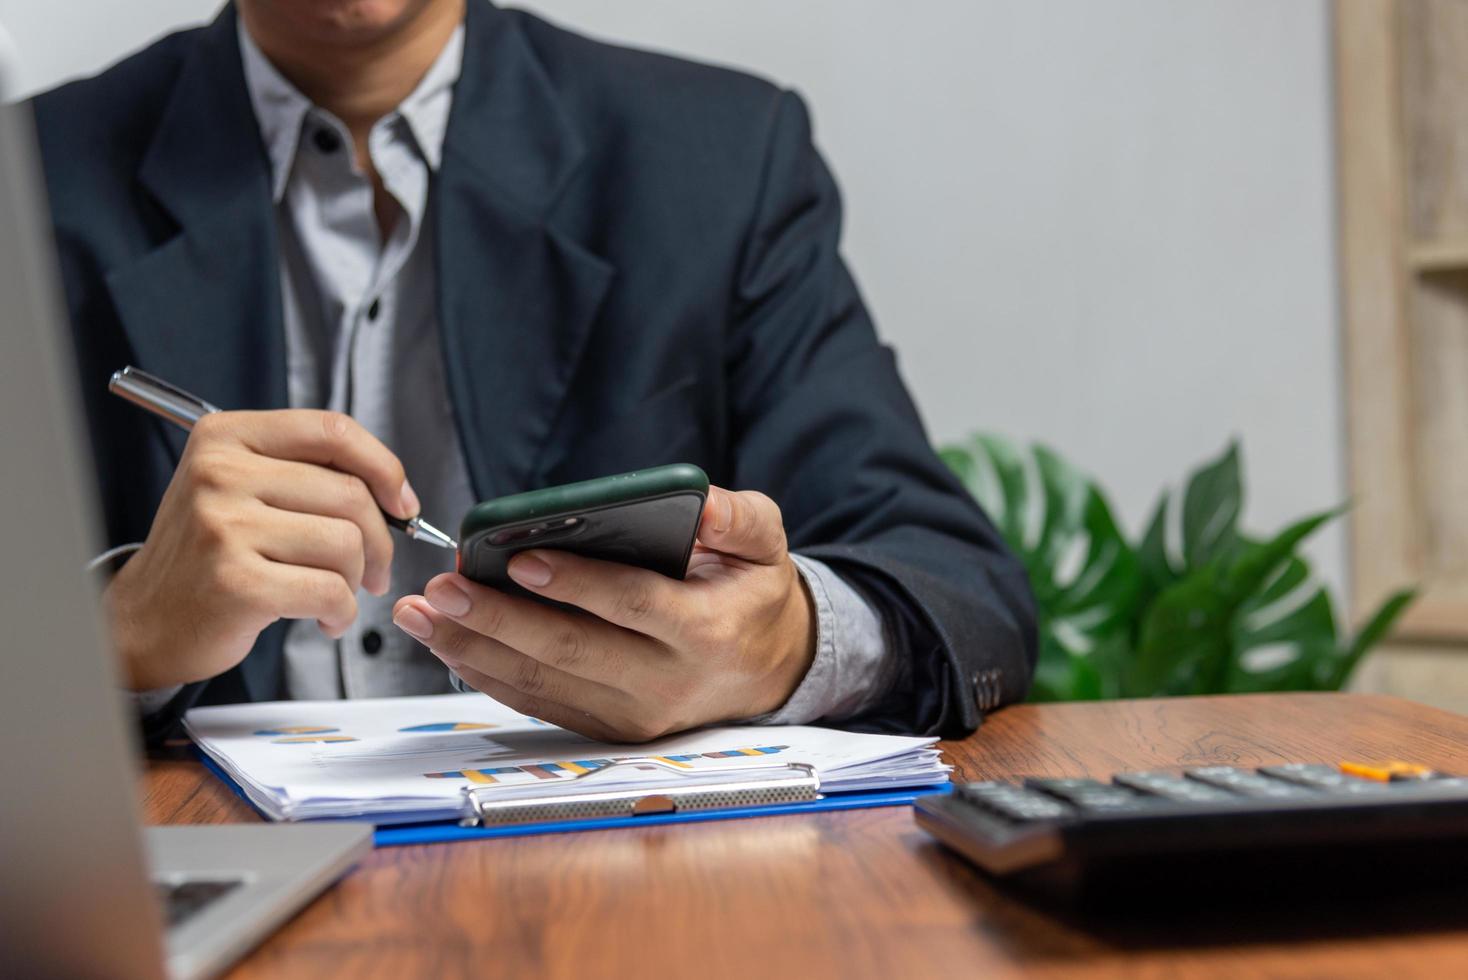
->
196 750 952 847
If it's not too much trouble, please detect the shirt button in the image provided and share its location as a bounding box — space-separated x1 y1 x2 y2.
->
366 298 381 322
313 127 342 154
362 629 384 656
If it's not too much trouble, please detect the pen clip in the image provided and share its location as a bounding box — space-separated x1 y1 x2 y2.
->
109 365 221 430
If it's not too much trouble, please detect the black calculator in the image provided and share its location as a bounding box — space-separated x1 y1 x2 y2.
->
915 763 1468 906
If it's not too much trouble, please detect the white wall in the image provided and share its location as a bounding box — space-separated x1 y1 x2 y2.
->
0 1 1345 592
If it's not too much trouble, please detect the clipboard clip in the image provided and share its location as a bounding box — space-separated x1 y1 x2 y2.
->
458 757 822 828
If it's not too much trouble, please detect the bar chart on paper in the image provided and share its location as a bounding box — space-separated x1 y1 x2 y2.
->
399 722 497 733
423 745 792 784
252 726 358 744
185 694 950 823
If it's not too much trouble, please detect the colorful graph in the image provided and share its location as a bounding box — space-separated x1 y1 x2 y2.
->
271 735 359 744
254 726 339 736
398 722 497 733
423 745 790 784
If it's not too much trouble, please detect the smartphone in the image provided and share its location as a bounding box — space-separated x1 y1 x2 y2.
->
458 464 710 591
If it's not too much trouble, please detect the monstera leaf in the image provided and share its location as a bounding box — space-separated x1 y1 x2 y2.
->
942 435 1140 700
1135 441 1242 602
941 435 1416 701
1130 509 1338 696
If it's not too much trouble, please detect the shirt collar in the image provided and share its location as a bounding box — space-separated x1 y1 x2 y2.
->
237 21 465 202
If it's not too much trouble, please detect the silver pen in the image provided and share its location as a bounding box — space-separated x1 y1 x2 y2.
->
108 365 457 550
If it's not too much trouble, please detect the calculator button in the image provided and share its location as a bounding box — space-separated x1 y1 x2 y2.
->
1259 763 1389 795
1340 760 1436 782
957 782 1073 822
1025 778 1152 812
1367 776 1468 796
1419 777 1468 791
1113 771 1239 803
1184 766 1315 799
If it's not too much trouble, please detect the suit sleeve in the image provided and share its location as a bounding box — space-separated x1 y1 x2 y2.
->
724 90 1037 736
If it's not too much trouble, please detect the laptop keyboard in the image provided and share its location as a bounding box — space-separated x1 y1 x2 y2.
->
155 878 245 928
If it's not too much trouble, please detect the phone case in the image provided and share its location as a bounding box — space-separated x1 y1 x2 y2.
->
458 464 710 589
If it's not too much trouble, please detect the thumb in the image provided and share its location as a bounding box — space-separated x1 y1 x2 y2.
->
698 486 788 564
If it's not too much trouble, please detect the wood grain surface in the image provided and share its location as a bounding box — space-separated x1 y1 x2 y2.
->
142 693 1468 979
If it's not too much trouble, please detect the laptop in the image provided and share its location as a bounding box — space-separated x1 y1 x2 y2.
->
0 93 372 978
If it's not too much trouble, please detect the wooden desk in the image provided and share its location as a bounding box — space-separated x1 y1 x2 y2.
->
144 692 1468 978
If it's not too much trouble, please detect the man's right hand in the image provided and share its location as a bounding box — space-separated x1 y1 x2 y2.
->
105 409 417 691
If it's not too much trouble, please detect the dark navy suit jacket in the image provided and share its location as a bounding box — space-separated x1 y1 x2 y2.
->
31 1 1036 742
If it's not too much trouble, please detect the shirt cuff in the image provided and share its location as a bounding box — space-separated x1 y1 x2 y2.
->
754 554 896 726
86 542 145 577
91 543 182 716
131 684 184 716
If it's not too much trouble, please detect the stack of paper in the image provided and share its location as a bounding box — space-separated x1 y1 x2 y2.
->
184 693 951 823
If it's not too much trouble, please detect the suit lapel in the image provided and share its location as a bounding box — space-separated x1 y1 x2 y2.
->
105 5 285 462
104 6 285 700
435 1 614 500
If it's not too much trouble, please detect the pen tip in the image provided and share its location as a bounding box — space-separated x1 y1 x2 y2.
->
414 519 458 551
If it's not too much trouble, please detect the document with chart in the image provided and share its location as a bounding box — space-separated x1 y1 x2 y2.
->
184 694 950 823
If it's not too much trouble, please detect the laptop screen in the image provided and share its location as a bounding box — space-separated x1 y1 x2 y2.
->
0 98 167 977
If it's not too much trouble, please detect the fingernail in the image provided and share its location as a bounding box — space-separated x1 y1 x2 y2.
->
713 489 733 533
393 605 433 640
400 480 421 518
508 554 552 588
368 569 390 597
426 579 471 616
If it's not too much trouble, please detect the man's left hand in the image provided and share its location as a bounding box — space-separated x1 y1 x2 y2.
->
391 486 816 741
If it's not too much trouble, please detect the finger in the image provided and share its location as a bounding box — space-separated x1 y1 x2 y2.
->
249 506 367 595
417 573 646 687
687 550 738 572
201 409 417 520
392 595 626 715
448 660 624 742
256 561 358 637
505 549 684 643
251 458 394 595
697 486 787 564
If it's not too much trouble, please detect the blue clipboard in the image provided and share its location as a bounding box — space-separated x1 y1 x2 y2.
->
197 750 951 848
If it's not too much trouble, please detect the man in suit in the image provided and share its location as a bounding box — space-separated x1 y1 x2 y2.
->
34 0 1035 744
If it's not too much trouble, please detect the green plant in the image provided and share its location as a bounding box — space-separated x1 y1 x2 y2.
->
940 435 1417 702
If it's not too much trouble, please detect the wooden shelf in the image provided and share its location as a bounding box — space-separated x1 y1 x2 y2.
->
1338 0 1468 653
1391 594 1468 644
1410 241 1468 273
